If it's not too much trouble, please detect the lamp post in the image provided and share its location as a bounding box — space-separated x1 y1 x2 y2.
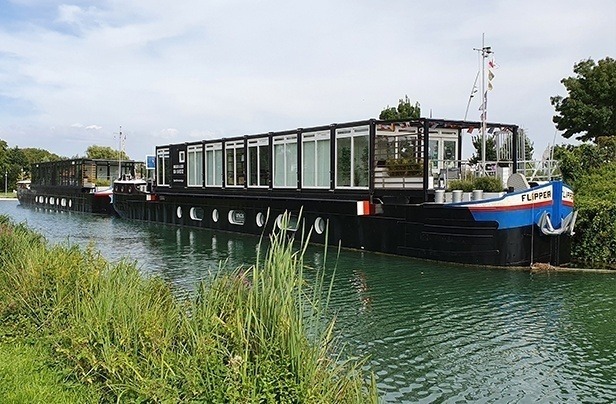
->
4 170 7 194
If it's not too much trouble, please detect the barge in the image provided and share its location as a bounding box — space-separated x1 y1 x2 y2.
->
113 118 576 266
18 158 139 214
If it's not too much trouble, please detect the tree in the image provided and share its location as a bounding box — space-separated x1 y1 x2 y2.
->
21 148 63 164
0 140 7 192
551 57 616 142
86 145 130 160
469 135 497 165
469 128 534 164
379 95 421 120
0 142 27 192
554 136 616 185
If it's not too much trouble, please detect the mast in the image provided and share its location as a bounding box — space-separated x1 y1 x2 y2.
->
473 34 492 175
117 126 125 180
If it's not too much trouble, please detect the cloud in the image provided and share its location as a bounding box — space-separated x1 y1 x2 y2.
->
0 0 614 159
157 128 179 140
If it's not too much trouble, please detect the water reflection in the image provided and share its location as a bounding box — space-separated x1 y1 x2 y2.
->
1 200 615 403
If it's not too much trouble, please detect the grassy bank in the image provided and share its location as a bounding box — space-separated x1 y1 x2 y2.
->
0 215 377 402
0 331 101 403
0 192 16 199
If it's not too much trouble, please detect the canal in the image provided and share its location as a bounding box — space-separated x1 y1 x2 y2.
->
1 200 614 403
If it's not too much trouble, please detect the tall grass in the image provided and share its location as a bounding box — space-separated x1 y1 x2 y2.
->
0 215 378 402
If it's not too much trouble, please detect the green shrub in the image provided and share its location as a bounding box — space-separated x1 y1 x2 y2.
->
472 176 504 192
95 179 111 187
554 140 616 267
570 199 616 268
386 158 422 176
566 160 616 267
447 179 474 192
447 176 503 192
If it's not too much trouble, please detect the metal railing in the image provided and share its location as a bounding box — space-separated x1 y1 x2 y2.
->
372 158 561 190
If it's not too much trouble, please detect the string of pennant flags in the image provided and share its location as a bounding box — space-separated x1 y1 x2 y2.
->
468 56 498 132
467 58 497 110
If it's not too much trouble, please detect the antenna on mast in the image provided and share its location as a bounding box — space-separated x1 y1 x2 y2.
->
115 126 126 181
473 33 493 175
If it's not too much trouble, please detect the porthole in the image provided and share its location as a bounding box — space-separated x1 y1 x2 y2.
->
68 199 73 208
276 213 299 231
176 206 182 219
212 209 219 223
190 207 204 221
256 212 265 228
61 198 67 207
49 197 54 205
314 217 326 235
228 210 246 225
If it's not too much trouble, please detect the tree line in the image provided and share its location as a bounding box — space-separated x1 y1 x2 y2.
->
0 143 130 192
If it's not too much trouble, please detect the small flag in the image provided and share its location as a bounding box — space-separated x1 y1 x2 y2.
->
488 58 496 91
471 83 478 98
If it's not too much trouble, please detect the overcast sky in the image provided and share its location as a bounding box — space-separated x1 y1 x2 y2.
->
0 0 614 160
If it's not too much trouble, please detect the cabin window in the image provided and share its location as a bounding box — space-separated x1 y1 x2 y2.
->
190 207 204 221
256 211 265 227
335 126 369 188
314 217 326 235
157 148 171 186
225 140 245 187
187 145 204 187
248 138 270 187
428 130 458 174
205 143 223 187
302 130 330 188
275 213 299 231
444 140 456 163
179 151 185 163
429 139 439 172
273 134 297 188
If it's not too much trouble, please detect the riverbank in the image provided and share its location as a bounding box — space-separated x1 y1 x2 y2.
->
0 215 377 402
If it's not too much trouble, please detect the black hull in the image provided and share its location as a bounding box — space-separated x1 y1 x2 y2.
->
17 187 115 215
113 192 571 267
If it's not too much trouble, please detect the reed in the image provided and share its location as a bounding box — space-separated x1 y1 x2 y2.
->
0 215 377 402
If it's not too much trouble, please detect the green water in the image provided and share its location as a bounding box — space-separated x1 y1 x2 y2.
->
2 200 615 403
